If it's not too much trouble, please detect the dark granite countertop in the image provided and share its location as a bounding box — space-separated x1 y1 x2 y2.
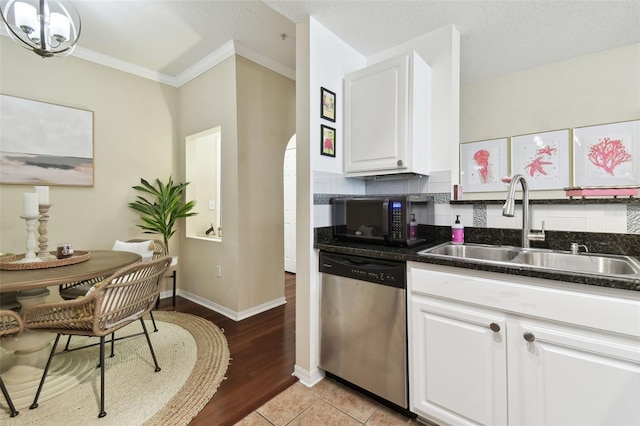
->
315 227 640 292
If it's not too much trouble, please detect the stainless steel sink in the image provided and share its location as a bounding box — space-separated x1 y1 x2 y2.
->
419 243 520 262
512 251 640 275
417 242 640 277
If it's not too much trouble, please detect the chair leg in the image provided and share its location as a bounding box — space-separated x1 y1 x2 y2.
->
149 311 158 333
139 318 161 372
98 336 106 418
30 334 61 410
109 332 115 358
63 335 72 351
0 376 19 417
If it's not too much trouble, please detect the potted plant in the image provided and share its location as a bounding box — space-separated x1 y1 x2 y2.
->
128 176 197 250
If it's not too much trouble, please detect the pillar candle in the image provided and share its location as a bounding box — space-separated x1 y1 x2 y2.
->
34 186 49 205
24 193 39 217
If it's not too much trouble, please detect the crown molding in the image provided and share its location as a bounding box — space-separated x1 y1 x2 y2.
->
2 30 294 87
173 40 236 87
72 46 181 87
234 42 296 81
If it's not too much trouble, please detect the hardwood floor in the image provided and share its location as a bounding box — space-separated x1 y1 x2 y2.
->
156 272 297 426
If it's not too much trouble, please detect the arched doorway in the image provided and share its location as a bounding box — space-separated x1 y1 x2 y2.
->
283 134 296 273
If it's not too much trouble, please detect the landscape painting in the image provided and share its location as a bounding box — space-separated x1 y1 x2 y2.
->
0 95 94 186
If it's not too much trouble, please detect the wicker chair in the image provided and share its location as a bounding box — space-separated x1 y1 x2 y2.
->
0 310 24 417
58 239 167 350
59 239 167 299
24 256 172 418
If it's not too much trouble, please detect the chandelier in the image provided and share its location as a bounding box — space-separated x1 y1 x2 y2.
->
0 0 81 58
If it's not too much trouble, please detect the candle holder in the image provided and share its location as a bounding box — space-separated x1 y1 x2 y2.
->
18 215 42 263
37 204 56 260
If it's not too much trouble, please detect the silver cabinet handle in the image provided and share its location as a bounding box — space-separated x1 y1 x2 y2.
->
397 159 403 167
489 322 501 333
523 331 536 342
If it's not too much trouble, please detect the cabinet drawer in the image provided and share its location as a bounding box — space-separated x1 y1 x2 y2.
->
408 262 640 338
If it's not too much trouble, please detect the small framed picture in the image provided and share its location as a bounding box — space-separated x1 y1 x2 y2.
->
511 129 570 190
573 120 640 187
320 87 336 122
460 138 509 192
321 124 336 157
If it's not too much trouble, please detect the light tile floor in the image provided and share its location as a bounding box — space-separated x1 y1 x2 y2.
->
235 378 420 426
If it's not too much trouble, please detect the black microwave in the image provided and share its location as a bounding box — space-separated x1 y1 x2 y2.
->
331 196 431 247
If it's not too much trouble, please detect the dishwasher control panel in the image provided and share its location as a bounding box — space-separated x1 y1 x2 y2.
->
319 252 406 289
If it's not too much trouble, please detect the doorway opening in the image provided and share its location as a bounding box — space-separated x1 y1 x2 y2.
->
283 134 296 273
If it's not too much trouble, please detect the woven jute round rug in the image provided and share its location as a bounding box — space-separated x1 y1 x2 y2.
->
0 311 229 426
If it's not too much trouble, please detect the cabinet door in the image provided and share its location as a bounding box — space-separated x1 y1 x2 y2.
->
344 54 408 174
509 319 640 426
410 296 508 425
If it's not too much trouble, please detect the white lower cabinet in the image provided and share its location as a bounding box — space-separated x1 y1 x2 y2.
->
411 298 508 425
408 262 640 426
508 319 640 426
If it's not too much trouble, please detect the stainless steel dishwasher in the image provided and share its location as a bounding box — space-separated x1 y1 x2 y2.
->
319 251 408 410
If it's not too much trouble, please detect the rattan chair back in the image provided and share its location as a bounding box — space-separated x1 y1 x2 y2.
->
0 309 23 338
26 256 172 337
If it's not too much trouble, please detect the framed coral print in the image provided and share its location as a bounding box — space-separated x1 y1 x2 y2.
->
0 94 94 186
320 87 336 122
573 120 640 187
511 129 570 190
321 124 336 157
460 138 509 192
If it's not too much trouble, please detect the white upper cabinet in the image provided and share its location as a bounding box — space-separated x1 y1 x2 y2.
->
343 51 431 177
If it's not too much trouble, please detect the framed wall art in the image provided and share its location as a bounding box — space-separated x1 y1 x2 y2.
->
0 94 94 186
320 87 336 122
321 124 336 157
511 129 570 190
460 138 509 192
573 120 640 187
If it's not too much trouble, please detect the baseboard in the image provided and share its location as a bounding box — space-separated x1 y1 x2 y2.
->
169 289 286 322
237 297 286 321
293 365 325 388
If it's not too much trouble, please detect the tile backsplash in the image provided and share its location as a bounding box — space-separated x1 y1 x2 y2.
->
313 170 639 234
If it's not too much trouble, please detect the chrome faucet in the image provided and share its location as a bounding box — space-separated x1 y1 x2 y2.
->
502 174 545 248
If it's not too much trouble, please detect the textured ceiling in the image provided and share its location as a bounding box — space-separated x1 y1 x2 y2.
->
267 0 640 83
4 1 640 85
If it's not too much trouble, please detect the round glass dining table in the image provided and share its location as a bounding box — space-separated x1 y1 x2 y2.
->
0 250 142 408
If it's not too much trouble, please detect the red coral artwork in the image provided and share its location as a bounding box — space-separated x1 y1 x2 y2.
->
473 149 491 183
587 137 632 176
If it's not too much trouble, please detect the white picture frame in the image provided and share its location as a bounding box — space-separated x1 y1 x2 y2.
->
573 120 640 187
460 138 509 192
511 129 570 190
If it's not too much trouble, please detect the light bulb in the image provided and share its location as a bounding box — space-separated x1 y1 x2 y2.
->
50 12 70 42
14 1 37 34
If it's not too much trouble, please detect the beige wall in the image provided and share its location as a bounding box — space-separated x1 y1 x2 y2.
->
1 39 296 315
235 56 295 312
178 56 295 315
178 57 240 311
461 43 640 142
0 38 178 294
459 43 640 200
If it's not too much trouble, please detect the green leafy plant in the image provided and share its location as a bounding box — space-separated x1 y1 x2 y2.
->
128 176 197 250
